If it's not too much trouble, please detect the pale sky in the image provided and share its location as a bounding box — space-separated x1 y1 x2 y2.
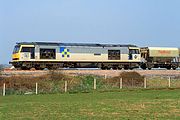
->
0 0 180 64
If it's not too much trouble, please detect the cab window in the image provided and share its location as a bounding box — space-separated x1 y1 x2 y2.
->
13 45 20 53
129 49 140 54
21 47 31 52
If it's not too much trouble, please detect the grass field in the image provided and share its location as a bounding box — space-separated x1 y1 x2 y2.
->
1 89 180 120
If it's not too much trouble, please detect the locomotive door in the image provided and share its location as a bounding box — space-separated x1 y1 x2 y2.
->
30 47 35 59
21 47 35 60
129 49 139 60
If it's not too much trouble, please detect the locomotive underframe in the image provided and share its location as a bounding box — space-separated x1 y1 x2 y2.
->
10 61 140 70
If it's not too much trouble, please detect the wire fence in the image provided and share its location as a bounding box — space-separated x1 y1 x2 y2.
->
1 76 180 96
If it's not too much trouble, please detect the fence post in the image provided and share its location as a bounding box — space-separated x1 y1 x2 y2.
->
94 78 96 90
3 83 5 96
120 78 122 89
35 82 38 95
65 80 67 93
104 74 107 79
144 77 147 89
168 77 171 88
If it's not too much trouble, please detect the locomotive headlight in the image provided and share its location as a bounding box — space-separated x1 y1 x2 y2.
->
134 55 137 59
12 53 20 60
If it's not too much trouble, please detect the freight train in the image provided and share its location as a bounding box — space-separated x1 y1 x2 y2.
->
9 42 180 70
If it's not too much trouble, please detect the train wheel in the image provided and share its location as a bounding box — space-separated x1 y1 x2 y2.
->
101 68 105 70
166 67 171 70
142 67 146 70
35 66 41 70
129 68 133 70
107 67 111 70
112 66 118 70
173 67 177 70
118 67 122 70
102 66 108 70
101 66 106 70
148 68 152 70
21 66 29 70
141 65 147 70
124 66 129 70
141 64 147 70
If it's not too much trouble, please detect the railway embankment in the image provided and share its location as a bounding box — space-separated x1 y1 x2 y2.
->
2 69 180 77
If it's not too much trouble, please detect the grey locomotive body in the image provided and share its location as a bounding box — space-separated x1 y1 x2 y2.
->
10 42 141 70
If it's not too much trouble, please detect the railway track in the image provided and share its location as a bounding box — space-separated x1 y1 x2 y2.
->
2 69 180 77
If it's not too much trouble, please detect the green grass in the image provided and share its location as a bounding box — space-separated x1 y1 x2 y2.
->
1 89 180 120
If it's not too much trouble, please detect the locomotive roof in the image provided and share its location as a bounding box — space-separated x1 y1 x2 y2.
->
17 42 137 47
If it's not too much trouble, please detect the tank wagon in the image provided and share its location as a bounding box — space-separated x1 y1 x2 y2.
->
10 42 141 70
140 47 179 70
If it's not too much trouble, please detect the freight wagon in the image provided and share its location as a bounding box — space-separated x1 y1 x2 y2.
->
10 42 141 70
140 47 179 70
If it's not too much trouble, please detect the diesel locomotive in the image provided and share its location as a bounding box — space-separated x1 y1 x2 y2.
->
10 42 141 70
10 42 180 70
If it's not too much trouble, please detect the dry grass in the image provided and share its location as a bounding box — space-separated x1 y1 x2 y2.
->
147 76 180 88
104 71 145 88
0 71 82 94
1 70 180 95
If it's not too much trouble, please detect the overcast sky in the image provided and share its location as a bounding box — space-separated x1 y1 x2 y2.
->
0 0 180 64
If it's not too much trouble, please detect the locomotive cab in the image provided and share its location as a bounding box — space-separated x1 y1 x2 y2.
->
128 47 141 61
12 44 35 61
11 43 35 69
20 46 35 60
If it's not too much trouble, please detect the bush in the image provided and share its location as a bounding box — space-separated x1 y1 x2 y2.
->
0 64 3 70
0 71 69 94
48 70 66 81
105 71 144 88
